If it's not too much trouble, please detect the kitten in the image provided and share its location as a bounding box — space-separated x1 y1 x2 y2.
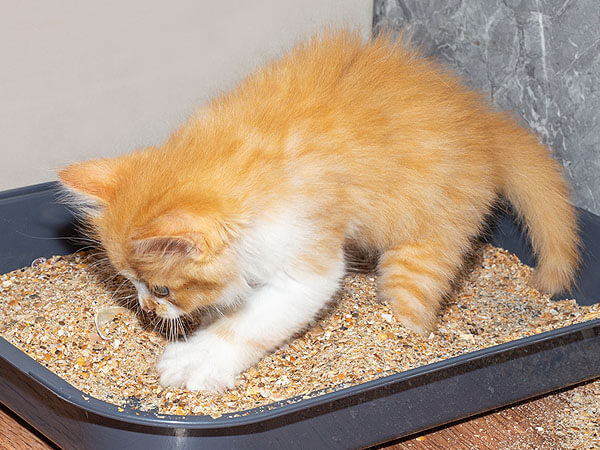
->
59 31 579 392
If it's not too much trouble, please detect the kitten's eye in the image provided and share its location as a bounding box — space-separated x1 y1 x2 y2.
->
152 285 170 297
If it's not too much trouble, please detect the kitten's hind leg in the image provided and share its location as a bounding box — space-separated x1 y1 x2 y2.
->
378 237 468 335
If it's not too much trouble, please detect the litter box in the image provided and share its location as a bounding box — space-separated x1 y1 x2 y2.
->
0 182 599 450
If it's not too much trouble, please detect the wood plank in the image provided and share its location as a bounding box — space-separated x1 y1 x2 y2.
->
383 393 567 449
0 404 55 450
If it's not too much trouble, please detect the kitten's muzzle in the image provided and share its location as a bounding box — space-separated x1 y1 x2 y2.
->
139 296 158 313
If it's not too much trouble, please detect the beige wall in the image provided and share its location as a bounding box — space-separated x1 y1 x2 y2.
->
0 1 372 191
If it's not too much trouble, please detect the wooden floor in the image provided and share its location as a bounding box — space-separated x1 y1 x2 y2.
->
0 406 56 450
0 390 569 449
380 393 566 449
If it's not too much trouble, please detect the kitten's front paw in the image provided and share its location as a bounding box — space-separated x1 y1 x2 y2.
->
157 332 244 392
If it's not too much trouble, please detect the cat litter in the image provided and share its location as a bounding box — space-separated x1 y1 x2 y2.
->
0 244 598 427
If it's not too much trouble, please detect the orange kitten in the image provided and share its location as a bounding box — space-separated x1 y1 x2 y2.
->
59 31 579 392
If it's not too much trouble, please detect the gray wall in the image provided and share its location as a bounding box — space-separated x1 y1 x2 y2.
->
0 0 372 192
373 0 600 215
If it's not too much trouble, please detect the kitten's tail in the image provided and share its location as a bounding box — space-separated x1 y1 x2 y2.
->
496 122 580 295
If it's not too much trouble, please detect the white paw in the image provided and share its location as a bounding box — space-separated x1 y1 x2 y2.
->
156 331 245 392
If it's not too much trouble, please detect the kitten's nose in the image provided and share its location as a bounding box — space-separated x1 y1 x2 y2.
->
141 303 153 313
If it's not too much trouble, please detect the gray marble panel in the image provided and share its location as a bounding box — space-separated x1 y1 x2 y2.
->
373 0 600 215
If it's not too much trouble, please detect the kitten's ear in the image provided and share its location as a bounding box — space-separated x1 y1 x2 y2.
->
132 212 209 261
133 235 205 261
132 211 238 262
58 158 122 204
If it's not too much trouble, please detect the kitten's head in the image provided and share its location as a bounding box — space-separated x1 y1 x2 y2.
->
59 149 242 319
